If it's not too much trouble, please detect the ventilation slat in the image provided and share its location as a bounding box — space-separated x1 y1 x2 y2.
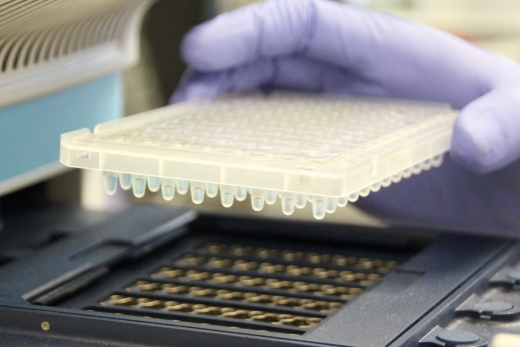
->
0 0 154 107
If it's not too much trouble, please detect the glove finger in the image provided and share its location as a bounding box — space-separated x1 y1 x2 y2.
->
451 88 520 173
181 0 517 107
268 56 390 96
172 56 389 103
171 61 275 103
181 0 315 71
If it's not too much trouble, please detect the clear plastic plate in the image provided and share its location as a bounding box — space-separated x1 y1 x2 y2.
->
60 93 458 219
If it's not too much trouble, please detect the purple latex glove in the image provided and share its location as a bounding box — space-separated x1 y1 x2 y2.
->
173 0 520 235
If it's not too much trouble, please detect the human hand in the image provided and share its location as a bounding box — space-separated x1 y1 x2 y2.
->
173 0 520 235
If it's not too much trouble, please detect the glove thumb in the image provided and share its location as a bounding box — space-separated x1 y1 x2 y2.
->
451 88 520 173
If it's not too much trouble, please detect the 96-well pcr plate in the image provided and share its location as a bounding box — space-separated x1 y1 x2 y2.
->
60 93 458 219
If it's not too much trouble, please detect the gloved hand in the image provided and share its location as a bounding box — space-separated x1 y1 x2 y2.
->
173 0 520 235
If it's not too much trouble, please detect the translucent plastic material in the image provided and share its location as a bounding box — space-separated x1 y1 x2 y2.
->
60 93 458 219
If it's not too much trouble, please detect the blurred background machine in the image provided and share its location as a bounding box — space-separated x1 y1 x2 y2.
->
2 1 520 346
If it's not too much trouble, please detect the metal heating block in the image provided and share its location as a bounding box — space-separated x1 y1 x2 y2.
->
0 205 518 347
88 241 398 334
